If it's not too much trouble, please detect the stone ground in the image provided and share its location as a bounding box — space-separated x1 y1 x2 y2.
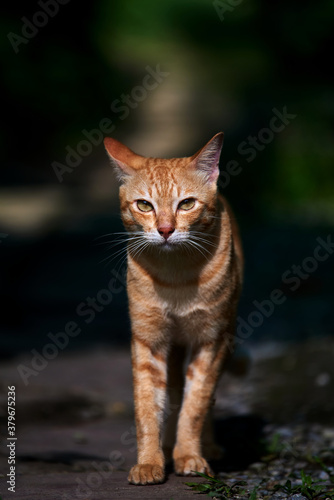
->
0 337 334 499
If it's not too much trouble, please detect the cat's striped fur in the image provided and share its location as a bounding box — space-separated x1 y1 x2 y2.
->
104 133 243 485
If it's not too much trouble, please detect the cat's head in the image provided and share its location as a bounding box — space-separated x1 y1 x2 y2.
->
104 133 224 251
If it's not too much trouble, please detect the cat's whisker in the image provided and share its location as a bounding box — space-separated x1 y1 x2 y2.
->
99 237 145 265
126 240 148 259
187 238 210 253
94 232 145 252
113 240 144 273
96 231 143 239
190 229 219 238
95 239 129 248
99 241 137 263
114 251 130 276
188 234 217 251
186 239 212 262
127 237 147 250
97 235 146 266
101 239 144 270
99 246 128 266
95 234 145 249
189 235 219 249
131 240 151 260
190 229 219 237
189 229 219 239
180 241 194 258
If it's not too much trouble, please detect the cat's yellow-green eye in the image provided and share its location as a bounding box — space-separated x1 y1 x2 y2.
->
137 200 154 212
178 198 196 211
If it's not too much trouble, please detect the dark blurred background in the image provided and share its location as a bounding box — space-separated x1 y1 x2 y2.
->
1 0 334 358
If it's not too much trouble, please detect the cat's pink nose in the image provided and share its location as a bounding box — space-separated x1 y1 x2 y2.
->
158 225 175 241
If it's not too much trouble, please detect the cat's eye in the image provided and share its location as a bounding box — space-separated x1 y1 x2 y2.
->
136 200 154 212
178 198 196 211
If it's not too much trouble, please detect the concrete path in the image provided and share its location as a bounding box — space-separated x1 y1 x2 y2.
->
1 340 333 499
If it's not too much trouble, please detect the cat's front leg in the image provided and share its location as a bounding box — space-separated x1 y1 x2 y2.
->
128 334 168 485
173 338 229 476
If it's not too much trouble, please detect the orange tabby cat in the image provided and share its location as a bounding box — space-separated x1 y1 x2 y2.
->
104 133 243 485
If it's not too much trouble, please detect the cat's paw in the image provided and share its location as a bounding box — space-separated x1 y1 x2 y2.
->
174 455 213 476
128 464 165 485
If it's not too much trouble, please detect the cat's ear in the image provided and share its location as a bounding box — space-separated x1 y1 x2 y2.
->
189 132 224 183
104 137 140 182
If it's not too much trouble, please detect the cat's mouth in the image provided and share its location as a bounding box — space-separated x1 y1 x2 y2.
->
146 230 186 250
158 235 186 251
160 239 176 250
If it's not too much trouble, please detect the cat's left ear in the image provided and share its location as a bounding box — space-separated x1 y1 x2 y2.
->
189 132 224 183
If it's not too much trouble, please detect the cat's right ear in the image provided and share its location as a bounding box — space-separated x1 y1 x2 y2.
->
104 137 137 182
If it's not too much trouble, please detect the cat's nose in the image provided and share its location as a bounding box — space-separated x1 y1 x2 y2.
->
158 225 175 241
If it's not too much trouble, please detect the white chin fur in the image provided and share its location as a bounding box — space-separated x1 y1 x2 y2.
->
146 230 188 248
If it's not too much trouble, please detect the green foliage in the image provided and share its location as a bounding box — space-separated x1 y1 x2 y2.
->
273 470 334 499
186 466 334 499
313 455 334 484
261 431 291 462
264 432 284 456
185 471 247 499
249 485 258 500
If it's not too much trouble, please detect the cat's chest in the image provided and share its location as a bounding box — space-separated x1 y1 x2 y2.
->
127 244 235 317
132 267 225 316
155 283 204 314
160 286 228 344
